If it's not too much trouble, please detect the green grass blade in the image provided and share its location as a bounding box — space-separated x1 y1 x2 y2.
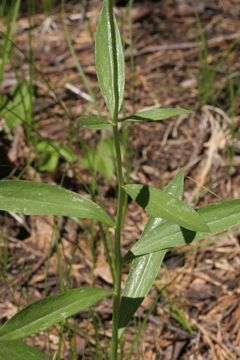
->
95 0 125 116
123 184 209 232
0 180 114 226
77 116 111 129
118 170 184 335
61 0 100 112
124 108 192 122
0 340 51 360
131 199 240 256
0 0 20 82
0 288 112 341
42 0 54 15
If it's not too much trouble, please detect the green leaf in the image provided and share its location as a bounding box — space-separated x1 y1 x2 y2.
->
82 147 97 169
118 170 184 335
39 153 59 172
95 0 125 116
119 251 166 336
36 140 76 162
58 144 77 162
141 170 184 236
95 138 115 181
131 199 240 256
83 139 115 181
77 116 111 129
124 108 192 122
35 140 76 172
0 288 111 341
0 180 114 227
35 140 55 153
123 184 209 232
0 341 51 360
1 83 33 128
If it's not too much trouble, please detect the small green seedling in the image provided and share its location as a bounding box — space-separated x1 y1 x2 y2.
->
35 139 76 172
0 1 240 359
0 82 33 129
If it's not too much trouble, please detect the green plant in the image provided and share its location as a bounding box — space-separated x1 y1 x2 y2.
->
160 288 193 334
35 139 76 172
0 0 20 83
1 1 240 359
82 137 115 182
42 0 54 15
0 82 33 129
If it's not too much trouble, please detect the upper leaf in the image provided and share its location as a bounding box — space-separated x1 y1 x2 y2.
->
123 184 209 232
141 170 184 236
77 116 111 129
124 108 192 122
118 170 184 335
95 0 125 116
0 288 112 341
0 341 51 360
0 180 114 226
131 199 240 256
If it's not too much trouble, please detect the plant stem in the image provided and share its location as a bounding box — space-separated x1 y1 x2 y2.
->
108 0 124 358
112 124 124 358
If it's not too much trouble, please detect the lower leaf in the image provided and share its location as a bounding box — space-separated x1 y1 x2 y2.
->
0 288 111 341
118 170 184 335
131 199 240 256
0 340 50 360
118 250 166 336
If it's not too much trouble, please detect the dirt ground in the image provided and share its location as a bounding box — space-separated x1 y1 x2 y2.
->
0 1 240 359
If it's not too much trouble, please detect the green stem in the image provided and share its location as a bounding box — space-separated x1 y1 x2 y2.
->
112 124 124 358
108 0 124 358
0 0 20 83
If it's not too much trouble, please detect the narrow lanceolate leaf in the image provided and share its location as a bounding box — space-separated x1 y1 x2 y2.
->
124 108 192 122
118 170 184 335
0 341 51 360
95 0 125 116
119 251 166 336
123 184 209 232
77 116 111 129
0 180 114 227
0 288 111 341
131 199 240 256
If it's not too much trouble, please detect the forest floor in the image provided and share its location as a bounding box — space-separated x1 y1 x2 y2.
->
0 1 240 359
